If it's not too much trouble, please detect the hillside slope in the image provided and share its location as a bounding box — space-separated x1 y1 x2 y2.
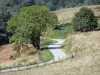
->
54 5 100 24
1 31 100 75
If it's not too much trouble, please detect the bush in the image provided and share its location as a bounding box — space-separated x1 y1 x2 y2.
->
72 7 98 32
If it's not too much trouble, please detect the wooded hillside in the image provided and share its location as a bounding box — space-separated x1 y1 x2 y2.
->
0 0 100 14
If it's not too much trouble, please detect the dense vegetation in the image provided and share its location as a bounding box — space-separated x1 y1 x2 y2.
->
72 7 98 32
0 0 100 14
7 6 58 52
0 7 11 44
44 24 74 39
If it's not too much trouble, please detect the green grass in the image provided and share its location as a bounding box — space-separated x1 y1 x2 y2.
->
98 18 100 28
47 24 74 39
40 37 56 62
62 38 72 54
40 45 48 49
40 37 57 45
39 50 54 62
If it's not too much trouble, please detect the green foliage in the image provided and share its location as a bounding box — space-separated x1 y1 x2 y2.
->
35 0 100 9
0 0 100 15
72 7 98 32
45 23 74 39
7 5 58 50
0 7 11 44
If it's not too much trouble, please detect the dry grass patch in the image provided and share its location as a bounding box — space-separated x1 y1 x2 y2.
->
0 44 38 68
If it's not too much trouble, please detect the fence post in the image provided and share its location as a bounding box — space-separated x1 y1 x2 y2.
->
43 60 45 66
18 64 20 71
53 58 55 63
44 61 46 66
0 67 1 72
66 54 68 60
10 66 11 72
58 56 60 62
27 64 28 69
37 62 38 67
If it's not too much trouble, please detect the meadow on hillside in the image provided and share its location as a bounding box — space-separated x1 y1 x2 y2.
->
54 5 100 24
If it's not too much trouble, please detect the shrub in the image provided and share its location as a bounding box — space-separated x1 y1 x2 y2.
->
72 7 98 32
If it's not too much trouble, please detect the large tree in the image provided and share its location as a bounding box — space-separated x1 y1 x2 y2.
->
7 5 58 51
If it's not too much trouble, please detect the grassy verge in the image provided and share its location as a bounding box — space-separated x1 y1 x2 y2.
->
62 37 79 54
39 37 56 62
0 61 37 70
62 38 72 54
40 37 57 45
40 38 55 62
39 50 54 62
98 18 100 28
40 45 48 49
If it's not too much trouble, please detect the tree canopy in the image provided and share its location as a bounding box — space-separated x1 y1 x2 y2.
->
0 0 100 15
7 5 58 50
0 7 11 44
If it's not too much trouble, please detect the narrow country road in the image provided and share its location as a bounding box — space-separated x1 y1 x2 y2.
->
48 39 66 62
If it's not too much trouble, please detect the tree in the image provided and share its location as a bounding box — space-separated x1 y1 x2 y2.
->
0 7 11 44
86 0 100 5
7 5 58 51
0 0 100 15
72 7 98 32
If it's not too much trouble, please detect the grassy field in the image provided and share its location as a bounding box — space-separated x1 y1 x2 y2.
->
54 5 100 24
2 31 100 75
